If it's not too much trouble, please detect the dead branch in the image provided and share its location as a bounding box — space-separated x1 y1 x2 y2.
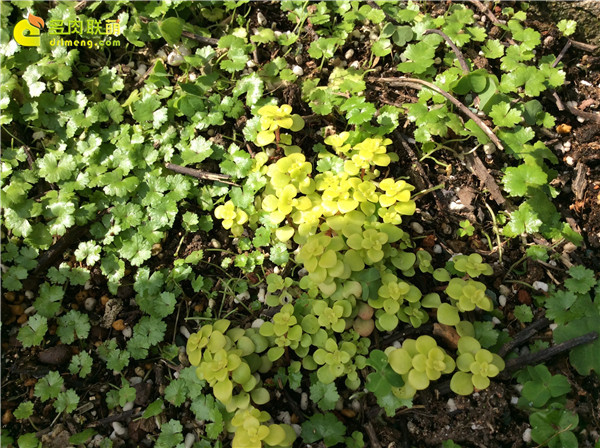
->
368 77 504 151
165 163 239 186
424 29 469 74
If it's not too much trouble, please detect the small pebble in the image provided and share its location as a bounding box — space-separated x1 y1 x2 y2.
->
25 290 34 299
577 116 585 123
210 239 221 249
112 422 126 436
184 433 195 448
344 48 355 60
84 297 96 312
234 291 250 303
122 401 134 412
447 398 457 412
246 60 256 68
251 318 265 329
549 323 558 331
498 295 507 307
351 400 361 412
349 60 360 69
392 341 402 349
278 411 291 425
180 326 191 339
273 266 280 274
24 306 36 316
257 287 266 303
292 424 302 437
511 396 519 405
433 244 442 254
257 12 266 26
292 65 304 76
156 49 167 60
298 268 308 277
580 80 592 87
564 141 571 149
499 285 511 297
136 64 147 76
492 317 501 325
565 156 574 166
410 222 424 234
135 367 145 377
130 376 143 385
522 428 532 443
532 281 548 292
449 201 465 211
566 100 578 108
300 392 308 411
167 51 185 66
122 326 132 339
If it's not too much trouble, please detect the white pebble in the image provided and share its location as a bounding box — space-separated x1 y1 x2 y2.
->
532 281 548 292
257 287 266 303
483 143 496 155
300 392 308 411
410 222 424 234
234 291 250 303
156 49 167 60
84 297 96 311
251 318 265 329
549 323 558 331
298 268 308 277
25 290 34 299
511 396 519 405
499 285 511 296
246 60 256 68
277 411 291 425
447 398 457 412
210 238 221 249
167 51 185 66
274 31 282 38
292 65 304 76
257 12 266 26
273 266 280 274
136 64 147 76
184 433 195 448
129 376 143 385
498 295 507 307
580 80 592 87
433 244 442 254
122 401 134 412
351 400 361 412
180 326 191 339
292 424 302 437
492 317 501 325
514 384 523 393
522 428 532 443
549 260 557 267
122 326 132 339
84 280 93 290
577 116 585 123
112 422 126 436
344 49 355 60
392 341 402 349
449 201 465 211
349 60 360 69
188 73 197 82
564 141 571 149
565 156 575 166
554 142 565 152
24 306 36 316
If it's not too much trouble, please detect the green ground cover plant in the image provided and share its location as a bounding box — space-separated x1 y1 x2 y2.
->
1 1 599 447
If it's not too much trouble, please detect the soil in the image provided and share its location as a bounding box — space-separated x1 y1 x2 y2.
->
2 2 600 448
